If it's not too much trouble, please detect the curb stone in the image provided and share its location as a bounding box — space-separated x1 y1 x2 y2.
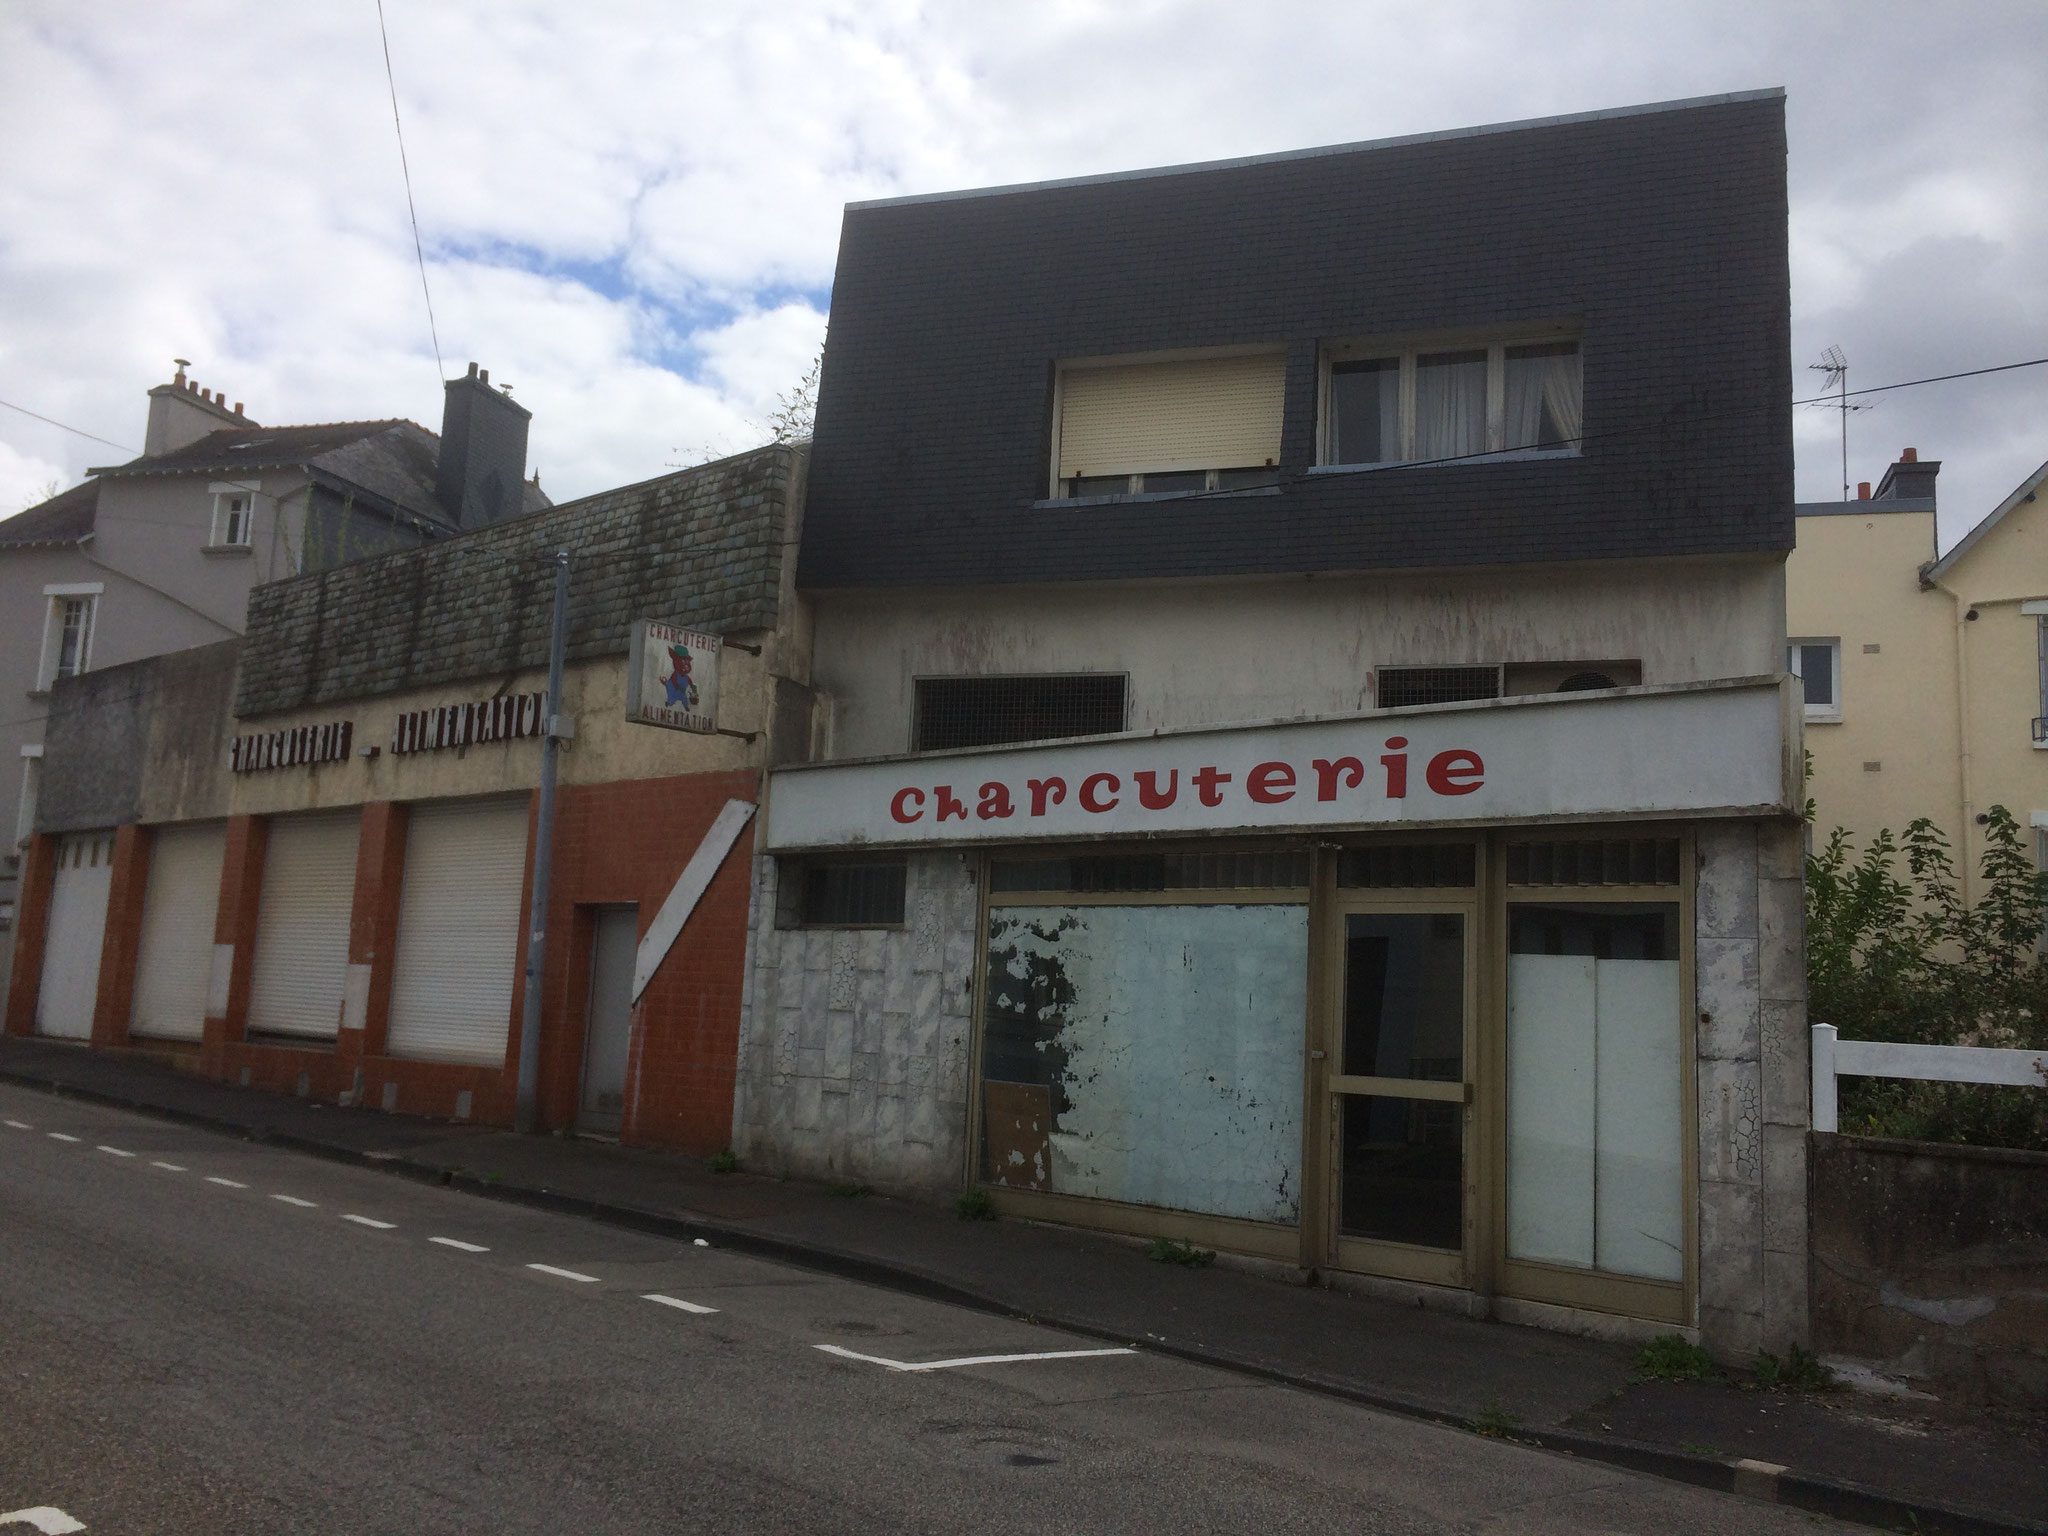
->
6 1063 2042 1536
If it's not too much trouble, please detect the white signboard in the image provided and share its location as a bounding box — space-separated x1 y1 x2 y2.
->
765 679 1795 851
626 621 722 733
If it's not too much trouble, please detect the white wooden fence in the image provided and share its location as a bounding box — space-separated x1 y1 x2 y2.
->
1810 1023 2048 1132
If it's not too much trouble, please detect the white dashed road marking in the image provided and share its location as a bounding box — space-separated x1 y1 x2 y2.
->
341 1214 395 1229
0 1504 87 1533
206 1177 247 1188
430 1237 490 1253
47 1133 80 1143
528 1263 600 1283
96 1145 135 1157
151 1161 186 1172
272 1195 318 1208
4 1119 31 1130
813 1344 1138 1373
643 1293 718 1315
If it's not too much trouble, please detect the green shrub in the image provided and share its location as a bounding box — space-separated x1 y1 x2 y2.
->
1752 1343 1833 1392
1144 1237 1216 1267
708 1148 740 1174
955 1187 996 1221
1634 1333 1718 1382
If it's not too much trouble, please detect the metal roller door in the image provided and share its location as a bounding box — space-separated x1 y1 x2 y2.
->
130 822 226 1041
386 797 530 1065
36 831 116 1039
247 811 360 1039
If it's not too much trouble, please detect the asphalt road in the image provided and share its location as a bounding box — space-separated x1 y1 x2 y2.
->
0 1084 1876 1536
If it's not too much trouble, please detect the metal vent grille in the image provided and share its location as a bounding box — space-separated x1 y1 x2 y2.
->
914 674 1127 752
1506 838 1680 886
1336 843 1477 888
1376 665 1501 709
792 862 907 926
991 848 1310 894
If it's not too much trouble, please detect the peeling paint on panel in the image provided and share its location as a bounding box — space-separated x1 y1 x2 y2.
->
983 904 1307 1225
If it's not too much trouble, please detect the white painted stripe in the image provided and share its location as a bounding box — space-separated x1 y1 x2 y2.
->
205 1176 247 1188
47 1133 81 1143
642 1293 718 1314
429 1237 490 1253
812 1343 1137 1372
271 1194 318 1207
151 1161 187 1172
528 1263 601 1283
96 1145 136 1157
632 798 756 1002
4 1119 31 1129
0 1506 87 1534
341 1214 395 1229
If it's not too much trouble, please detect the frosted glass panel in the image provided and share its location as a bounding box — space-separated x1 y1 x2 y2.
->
1506 904 1682 1283
1595 960 1684 1280
983 904 1307 1225
1507 954 1597 1267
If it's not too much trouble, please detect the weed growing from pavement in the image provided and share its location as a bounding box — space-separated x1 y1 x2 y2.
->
1634 1334 1719 1382
1467 1406 1521 1438
1751 1343 1836 1392
826 1182 871 1198
709 1148 740 1174
955 1188 996 1220
1145 1237 1215 1267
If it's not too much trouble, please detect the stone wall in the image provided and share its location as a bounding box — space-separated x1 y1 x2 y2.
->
731 851 977 1194
1812 1133 2048 1407
1694 817 1809 1359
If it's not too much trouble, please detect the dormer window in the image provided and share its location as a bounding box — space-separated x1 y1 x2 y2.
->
209 482 255 547
1053 349 1284 500
1322 335 1582 467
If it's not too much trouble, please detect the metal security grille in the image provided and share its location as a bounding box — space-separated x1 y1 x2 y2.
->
1336 843 1477 888
1376 665 1501 709
798 862 907 926
1506 837 1680 886
913 674 1127 751
990 848 1311 894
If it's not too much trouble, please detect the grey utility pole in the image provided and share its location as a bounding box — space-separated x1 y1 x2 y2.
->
515 548 572 1133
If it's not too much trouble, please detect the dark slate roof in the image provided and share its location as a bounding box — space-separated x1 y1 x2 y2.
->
96 421 458 523
0 477 98 548
801 89 1793 589
235 444 798 718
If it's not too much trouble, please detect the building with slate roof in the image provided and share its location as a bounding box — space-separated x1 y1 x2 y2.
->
742 91 1809 1362
6 442 816 1161
0 362 548 1002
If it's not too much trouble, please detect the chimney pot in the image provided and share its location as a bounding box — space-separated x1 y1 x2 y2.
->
234 402 244 415
478 368 489 385
1902 447 1918 463
466 361 479 379
1858 481 1871 499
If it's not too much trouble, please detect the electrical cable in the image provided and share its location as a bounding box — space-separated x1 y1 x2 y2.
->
375 0 446 386
0 399 136 454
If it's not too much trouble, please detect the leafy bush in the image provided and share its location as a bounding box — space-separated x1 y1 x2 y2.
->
955 1187 996 1221
1634 1333 1718 1382
1144 1237 1216 1267
1808 805 2048 1150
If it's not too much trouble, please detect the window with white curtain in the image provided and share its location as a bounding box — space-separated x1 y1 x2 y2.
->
1324 336 1582 467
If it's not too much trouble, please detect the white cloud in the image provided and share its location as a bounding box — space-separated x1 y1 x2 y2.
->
0 439 71 516
1 0 2043 543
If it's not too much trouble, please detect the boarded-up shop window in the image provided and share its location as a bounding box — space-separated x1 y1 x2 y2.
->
981 904 1307 1225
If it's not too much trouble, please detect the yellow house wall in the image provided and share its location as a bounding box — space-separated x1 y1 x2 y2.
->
1753 509 1956 848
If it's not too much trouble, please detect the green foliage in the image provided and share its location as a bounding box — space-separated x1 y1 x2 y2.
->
1466 1406 1522 1438
1633 1333 1719 1382
1808 805 2048 1150
1751 1343 1834 1392
1144 1237 1216 1268
955 1187 997 1221
708 1148 740 1174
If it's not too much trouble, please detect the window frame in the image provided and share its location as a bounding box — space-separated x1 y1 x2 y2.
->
35 584 100 691
1786 637 1842 723
776 856 910 930
209 481 257 549
14 745 41 848
1047 344 1287 502
1316 329 1583 470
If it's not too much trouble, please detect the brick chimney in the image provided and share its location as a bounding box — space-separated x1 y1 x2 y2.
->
143 360 257 456
1873 447 1939 505
436 362 533 530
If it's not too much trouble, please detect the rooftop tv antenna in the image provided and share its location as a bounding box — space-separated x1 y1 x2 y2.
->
1808 346 1872 500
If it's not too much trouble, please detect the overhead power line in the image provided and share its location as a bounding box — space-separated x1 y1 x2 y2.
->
375 0 447 387
0 398 136 454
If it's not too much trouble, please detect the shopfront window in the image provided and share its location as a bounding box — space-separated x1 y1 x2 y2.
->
981 901 1308 1225
1506 902 1683 1283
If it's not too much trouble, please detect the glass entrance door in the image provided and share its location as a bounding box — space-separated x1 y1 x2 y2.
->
1327 909 1471 1285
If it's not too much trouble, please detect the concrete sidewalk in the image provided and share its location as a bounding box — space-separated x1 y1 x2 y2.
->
5 1035 2043 1536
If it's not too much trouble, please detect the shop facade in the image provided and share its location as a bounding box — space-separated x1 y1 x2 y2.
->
7 446 814 1153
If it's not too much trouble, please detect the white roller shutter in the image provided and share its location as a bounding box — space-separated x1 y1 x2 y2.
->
36 831 115 1040
1057 352 1285 479
130 822 226 1041
386 797 530 1065
247 811 360 1039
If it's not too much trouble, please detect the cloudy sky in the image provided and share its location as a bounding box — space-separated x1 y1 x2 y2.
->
2 1 2043 549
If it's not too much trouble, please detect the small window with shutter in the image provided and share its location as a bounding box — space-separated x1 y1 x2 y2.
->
1054 351 1284 499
